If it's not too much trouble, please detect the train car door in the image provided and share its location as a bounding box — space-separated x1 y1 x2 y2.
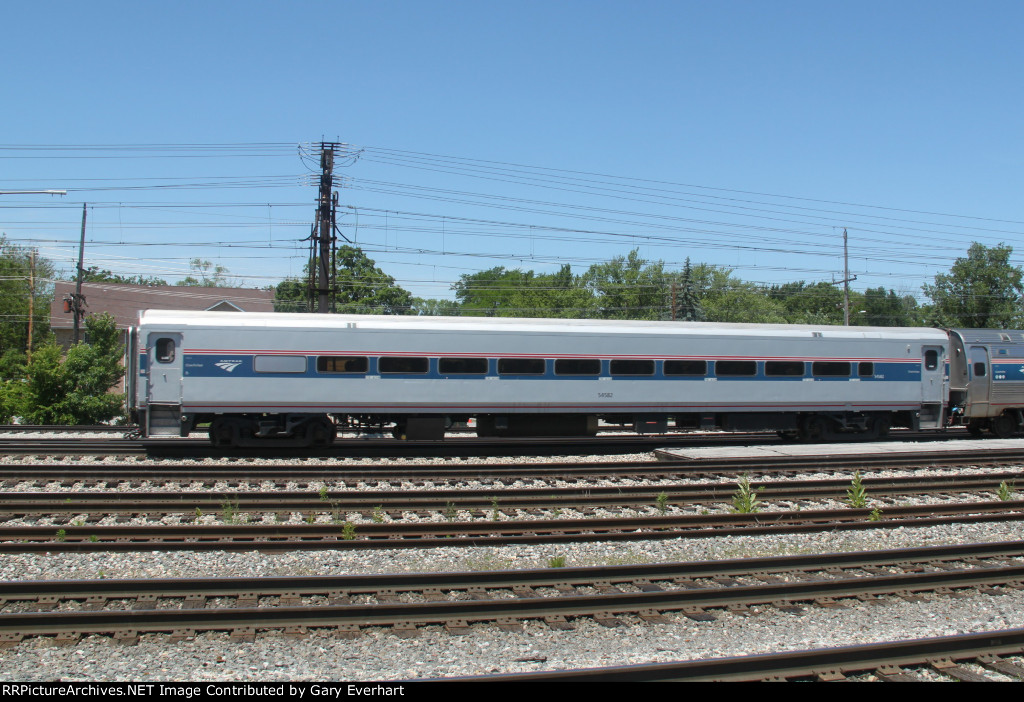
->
919 345 946 428
147 333 183 404
146 333 184 437
968 346 991 416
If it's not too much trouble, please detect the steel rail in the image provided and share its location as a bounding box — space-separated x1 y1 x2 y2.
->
2 540 1022 602
3 472 1023 517
463 629 1024 681
2 500 1023 552
2 559 1024 643
3 447 1024 484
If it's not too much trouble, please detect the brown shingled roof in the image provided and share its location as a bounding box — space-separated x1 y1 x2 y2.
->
49 282 276 330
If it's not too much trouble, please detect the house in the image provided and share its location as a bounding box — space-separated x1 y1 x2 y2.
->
49 282 276 350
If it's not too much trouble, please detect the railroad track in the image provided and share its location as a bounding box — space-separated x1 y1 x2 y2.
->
472 629 1024 681
3 446 1024 484
3 499 1023 552
3 471 1022 519
2 541 1023 649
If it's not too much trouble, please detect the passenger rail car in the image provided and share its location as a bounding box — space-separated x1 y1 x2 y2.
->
122 310 1023 448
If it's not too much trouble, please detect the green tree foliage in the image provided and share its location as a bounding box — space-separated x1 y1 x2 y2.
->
15 313 125 424
0 237 54 363
81 266 168 286
670 258 705 321
922 243 1024 328
454 264 593 317
859 287 922 327
274 246 414 314
768 281 845 325
411 297 462 316
582 250 668 320
692 265 788 323
176 258 236 287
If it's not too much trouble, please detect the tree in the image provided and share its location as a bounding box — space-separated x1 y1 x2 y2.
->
454 264 593 317
0 236 53 366
583 249 669 320
670 258 704 321
690 265 788 323
176 258 236 287
81 266 168 287
859 287 922 327
922 243 1024 328
274 246 414 314
16 313 125 424
768 281 844 325
411 297 462 316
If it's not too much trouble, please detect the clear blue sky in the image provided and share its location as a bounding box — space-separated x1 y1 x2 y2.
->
3 1 1023 304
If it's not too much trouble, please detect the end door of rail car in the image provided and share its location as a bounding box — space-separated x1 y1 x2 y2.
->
146 332 183 436
920 345 946 429
967 345 991 417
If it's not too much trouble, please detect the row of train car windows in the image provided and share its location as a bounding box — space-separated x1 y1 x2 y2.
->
311 356 877 378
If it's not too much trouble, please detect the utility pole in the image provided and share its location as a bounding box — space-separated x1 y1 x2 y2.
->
27 251 35 361
310 142 338 313
72 203 87 344
829 228 857 325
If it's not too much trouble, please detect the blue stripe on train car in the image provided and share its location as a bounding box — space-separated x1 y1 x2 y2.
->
182 355 923 382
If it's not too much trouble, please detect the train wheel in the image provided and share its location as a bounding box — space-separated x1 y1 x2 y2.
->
990 414 1017 438
308 418 337 446
209 418 238 448
966 421 984 438
868 416 890 440
799 416 830 442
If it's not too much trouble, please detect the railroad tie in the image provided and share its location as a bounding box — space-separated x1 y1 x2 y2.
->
929 658 995 682
334 625 361 640
680 607 716 621
543 615 573 631
592 611 623 628
392 622 419 638
113 630 139 646
229 627 256 643
872 665 920 682
978 654 1024 678
444 620 472 635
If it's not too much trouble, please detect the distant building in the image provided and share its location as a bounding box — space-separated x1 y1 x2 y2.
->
49 282 276 349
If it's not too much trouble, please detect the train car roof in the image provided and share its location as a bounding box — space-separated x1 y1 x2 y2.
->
951 329 1024 344
137 309 951 341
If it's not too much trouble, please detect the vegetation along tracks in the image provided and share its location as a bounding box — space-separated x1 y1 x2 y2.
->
2 541 1024 648
3 500 1024 552
2 471 1023 519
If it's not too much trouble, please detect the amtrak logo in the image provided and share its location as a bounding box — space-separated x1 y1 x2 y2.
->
215 361 243 373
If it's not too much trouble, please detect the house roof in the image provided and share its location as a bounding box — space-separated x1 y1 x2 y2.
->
49 282 276 330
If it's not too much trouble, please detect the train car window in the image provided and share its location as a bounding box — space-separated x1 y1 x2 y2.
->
379 357 429 374
555 358 601 376
498 358 545 375
765 361 804 376
610 359 655 376
974 361 987 377
924 350 939 370
439 357 488 374
812 361 850 377
254 355 307 373
858 362 874 377
663 360 706 376
715 360 757 376
155 338 175 363
317 356 368 374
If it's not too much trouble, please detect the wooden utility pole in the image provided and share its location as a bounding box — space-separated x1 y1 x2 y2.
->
27 250 35 361
312 143 337 314
72 203 87 343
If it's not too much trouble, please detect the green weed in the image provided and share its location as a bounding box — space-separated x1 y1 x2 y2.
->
846 470 869 508
731 476 760 514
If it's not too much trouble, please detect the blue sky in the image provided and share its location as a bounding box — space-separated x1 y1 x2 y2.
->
2 1 1023 304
